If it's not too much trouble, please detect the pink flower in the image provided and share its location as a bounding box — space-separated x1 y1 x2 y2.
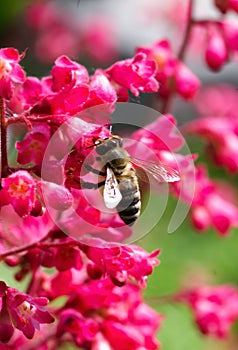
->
80 242 160 287
16 123 50 165
51 55 89 91
35 26 80 63
215 0 238 13
57 309 99 346
51 276 162 349
186 165 238 235
0 281 54 341
177 285 238 337
0 48 26 100
219 20 238 55
185 116 238 172
0 171 36 217
137 40 200 100
85 69 117 108
205 25 228 71
0 206 53 256
80 16 119 65
125 114 184 177
174 62 200 99
105 52 159 96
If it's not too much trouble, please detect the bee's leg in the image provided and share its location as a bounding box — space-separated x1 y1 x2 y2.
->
80 180 105 189
83 163 106 176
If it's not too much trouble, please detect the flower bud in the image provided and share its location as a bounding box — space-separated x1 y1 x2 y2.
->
205 26 228 71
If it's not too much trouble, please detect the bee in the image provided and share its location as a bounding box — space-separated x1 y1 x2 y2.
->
81 135 180 226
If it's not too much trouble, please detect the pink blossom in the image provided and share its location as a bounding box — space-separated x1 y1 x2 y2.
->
205 25 228 71
85 69 117 108
0 171 36 217
219 20 238 55
0 281 54 341
0 206 53 255
183 165 238 235
51 276 161 349
177 285 238 337
105 52 159 96
80 241 160 286
184 116 238 172
35 26 80 63
16 123 50 165
51 55 89 91
174 62 200 99
137 40 200 99
125 114 184 165
0 48 26 100
80 16 119 65
41 182 73 211
193 84 238 118
31 83 90 115
57 309 99 346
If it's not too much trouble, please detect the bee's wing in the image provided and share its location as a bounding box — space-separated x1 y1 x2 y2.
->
131 157 180 183
103 167 122 209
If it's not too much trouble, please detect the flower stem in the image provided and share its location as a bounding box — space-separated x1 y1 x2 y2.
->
178 0 194 61
161 0 194 114
0 96 9 178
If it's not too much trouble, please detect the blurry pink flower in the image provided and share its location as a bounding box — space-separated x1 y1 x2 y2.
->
215 0 238 13
0 281 54 341
26 0 62 30
35 26 80 63
0 171 36 217
81 16 119 65
174 62 200 99
177 285 238 337
105 52 159 96
16 123 50 165
0 48 25 100
193 84 238 118
185 116 238 172
57 309 99 346
190 166 238 234
219 20 238 56
205 25 228 71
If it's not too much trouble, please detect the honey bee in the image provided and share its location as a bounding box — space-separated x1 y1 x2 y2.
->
81 135 180 226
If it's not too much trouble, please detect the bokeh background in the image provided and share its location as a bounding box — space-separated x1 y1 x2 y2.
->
1 1 238 349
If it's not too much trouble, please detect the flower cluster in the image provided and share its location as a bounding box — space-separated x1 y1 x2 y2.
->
177 285 238 337
25 0 119 65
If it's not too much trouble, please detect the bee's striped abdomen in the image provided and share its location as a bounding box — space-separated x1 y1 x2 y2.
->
116 167 141 226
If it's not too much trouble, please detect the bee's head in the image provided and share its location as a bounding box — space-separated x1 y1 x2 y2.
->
95 136 123 155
